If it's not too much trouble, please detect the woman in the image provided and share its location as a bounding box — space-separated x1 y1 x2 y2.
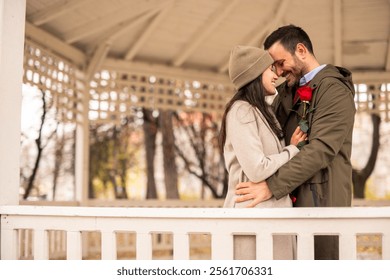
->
219 45 306 260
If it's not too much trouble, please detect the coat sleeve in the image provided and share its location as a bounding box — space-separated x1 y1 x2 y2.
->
267 81 356 199
226 102 299 183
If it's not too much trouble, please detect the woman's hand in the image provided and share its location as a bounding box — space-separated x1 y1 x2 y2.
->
290 126 307 146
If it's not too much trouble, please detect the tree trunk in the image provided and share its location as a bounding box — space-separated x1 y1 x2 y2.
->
160 110 179 199
52 126 63 200
353 113 380 198
143 108 158 199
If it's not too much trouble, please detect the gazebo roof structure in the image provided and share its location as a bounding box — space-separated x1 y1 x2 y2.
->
25 0 390 83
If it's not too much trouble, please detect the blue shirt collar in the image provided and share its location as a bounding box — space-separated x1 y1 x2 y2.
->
299 64 327 86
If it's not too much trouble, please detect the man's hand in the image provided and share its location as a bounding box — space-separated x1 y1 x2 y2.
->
235 181 273 208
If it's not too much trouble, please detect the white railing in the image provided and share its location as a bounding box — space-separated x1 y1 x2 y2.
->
1 205 390 260
19 198 390 208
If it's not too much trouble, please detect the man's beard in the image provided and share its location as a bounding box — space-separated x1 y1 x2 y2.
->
286 57 305 87
286 68 304 87
285 72 300 87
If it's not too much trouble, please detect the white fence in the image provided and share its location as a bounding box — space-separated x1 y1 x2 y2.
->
1 205 390 260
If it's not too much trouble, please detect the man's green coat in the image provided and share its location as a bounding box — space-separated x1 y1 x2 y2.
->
267 65 356 259
268 64 355 207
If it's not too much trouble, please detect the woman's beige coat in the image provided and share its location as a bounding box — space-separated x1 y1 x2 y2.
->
223 100 299 259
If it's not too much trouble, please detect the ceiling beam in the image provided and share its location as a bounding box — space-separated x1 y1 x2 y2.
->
85 8 162 80
172 0 240 67
62 0 163 44
124 1 174 61
247 0 291 46
28 0 93 26
25 21 86 68
218 0 291 73
333 0 342 65
91 8 161 52
85 42 111 81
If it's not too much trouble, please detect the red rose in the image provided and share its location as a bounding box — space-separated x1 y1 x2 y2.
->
297 86 312 102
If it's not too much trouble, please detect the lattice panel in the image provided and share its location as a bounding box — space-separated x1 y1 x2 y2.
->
23 40 390 125
354 83 390 122
23 40 82 123
88 70 234 124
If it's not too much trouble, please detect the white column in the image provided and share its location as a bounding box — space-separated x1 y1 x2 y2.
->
74 70 89 204
0 0 26 205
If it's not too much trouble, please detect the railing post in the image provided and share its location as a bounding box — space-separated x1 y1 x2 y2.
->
67 231 82 260
297 233 314 260
173 232 189 260
33 229 49 260
101 230 117 260
136 232 152 260
211 233 233 260
256 232 273 259
0 227 18 260
339 233 357 260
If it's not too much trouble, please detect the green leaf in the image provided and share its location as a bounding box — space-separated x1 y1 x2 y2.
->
299 120 309 133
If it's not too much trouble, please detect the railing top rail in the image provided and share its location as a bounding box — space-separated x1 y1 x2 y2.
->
1 205 390 219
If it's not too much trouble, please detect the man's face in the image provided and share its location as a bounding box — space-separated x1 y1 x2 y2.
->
268 41 305 87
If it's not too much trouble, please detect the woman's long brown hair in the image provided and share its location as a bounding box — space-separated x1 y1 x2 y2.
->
219 75 283 154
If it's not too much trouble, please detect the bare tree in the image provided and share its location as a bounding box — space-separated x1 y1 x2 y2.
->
174 112 227 199
352 85 381 198
23 90 57 199
352 114 380 198
52 126 63 200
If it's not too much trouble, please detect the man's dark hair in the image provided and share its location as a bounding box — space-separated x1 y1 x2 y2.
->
263 24 314 55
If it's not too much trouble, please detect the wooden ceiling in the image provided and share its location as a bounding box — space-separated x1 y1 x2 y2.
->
25 0 390 83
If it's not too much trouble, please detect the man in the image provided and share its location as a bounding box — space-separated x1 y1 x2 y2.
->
235 25 356 259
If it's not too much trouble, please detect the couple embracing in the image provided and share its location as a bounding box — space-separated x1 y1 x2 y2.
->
219 25 356 260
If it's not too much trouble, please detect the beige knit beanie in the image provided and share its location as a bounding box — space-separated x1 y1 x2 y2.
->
229 45 274 90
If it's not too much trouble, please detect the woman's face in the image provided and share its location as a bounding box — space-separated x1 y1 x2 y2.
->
262 65 278 95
